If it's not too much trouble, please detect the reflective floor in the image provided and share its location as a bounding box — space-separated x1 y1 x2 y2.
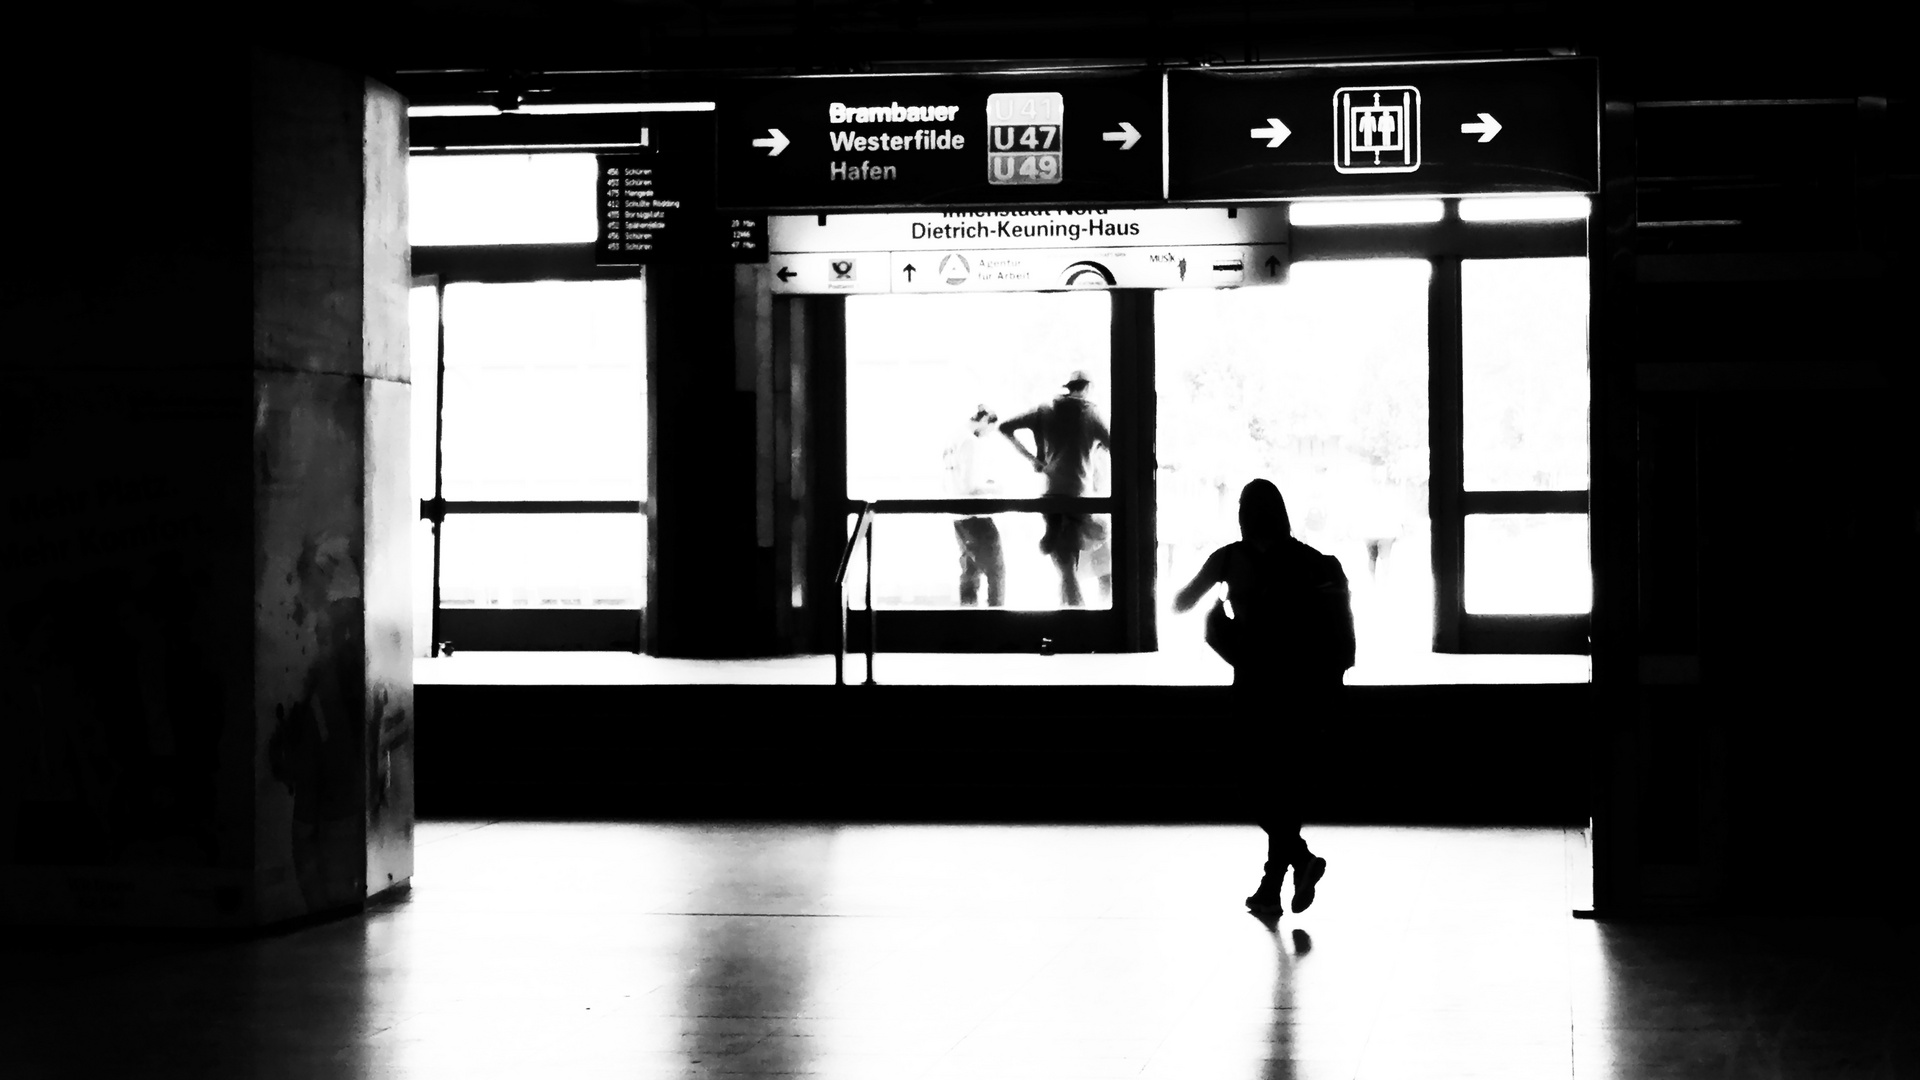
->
4 823 1910 1079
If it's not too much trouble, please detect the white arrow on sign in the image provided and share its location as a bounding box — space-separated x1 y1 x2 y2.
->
1102 121 1141 150
1460 113 1502 143
1248 118 1291 148
751 128 790 156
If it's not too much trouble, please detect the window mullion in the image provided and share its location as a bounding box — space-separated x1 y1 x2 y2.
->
1462 490 1590 514
1431 254 1466 653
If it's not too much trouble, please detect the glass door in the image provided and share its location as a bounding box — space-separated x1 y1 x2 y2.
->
842 290 1131 651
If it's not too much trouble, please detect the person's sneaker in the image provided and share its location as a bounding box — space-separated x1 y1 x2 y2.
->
1290 857 1327 913
1245 875 1283 914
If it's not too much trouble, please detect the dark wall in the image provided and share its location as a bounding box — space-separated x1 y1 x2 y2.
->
1592 47 1915 914
3 36 417 927
3 43 258 908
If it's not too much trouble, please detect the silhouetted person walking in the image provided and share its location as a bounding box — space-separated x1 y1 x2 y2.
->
999 370 1112 606
1173 479 1355 916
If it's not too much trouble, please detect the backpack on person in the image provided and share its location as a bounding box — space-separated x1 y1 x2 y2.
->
1204 539 1355 681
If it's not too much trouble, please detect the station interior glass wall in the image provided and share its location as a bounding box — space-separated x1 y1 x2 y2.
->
408 151 1592 677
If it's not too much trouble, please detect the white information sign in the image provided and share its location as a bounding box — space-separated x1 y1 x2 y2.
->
766 207 1288 295
890 245 1287 292
770 205 1286 253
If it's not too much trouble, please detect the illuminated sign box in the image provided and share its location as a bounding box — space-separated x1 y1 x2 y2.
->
1167 58 1599 201
718 71 1161 211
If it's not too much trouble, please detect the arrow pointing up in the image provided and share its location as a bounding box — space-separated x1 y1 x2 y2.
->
902 263 917 282
751 128 790 156
1249 118 1291 148
1102 121 1141 150
1460 113 1502 143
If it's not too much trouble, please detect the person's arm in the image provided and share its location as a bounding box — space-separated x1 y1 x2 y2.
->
1172 547 1228 613
998 409 1043 471
1088 410 1112 450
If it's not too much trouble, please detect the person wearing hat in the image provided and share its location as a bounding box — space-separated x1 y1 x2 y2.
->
944 405 1008 606
998 370 1113 606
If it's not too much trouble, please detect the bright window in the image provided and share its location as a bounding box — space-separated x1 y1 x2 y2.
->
1464 514 1591 614
440 280 646 502
408 154 599 246
845 292 1113 610
845 292 1110 502
1157 260 1433 663
1461 258 1590 491
439 514 646 609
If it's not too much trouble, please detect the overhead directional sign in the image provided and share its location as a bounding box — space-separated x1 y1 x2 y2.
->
1167 57 1597 201
717 70 1163 211
763 207 1288 295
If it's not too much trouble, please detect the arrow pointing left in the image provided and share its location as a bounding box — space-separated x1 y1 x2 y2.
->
776 266 797 282
1102 121 1141 150
752 128 790 156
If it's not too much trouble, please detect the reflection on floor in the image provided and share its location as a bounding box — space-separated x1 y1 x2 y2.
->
415 649 1592 687
6 823 1909 1079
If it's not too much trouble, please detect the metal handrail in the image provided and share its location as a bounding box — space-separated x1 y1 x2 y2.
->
835 503 877 686
852 496 1111 516
832 496 1115 685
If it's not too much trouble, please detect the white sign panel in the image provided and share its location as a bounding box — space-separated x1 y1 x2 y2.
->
766 206 1289 295
768 206 1287 253
766 254 894 295
884 245 1287 293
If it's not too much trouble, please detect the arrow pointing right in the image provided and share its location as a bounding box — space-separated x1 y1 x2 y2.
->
751 128 790 156
1102 121 1141 150
1460 113 1502 143
776 266 797 282
1249 118 1291 148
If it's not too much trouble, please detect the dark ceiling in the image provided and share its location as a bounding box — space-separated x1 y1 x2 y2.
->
229 1 1907 102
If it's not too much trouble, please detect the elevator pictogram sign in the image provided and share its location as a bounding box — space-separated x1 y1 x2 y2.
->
1335 85 1420 173
1166 58 1597 201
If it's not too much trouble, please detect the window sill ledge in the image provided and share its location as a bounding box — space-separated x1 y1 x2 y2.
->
415 650 1589 687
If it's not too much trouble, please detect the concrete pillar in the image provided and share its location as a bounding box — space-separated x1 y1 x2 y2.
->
0 49 413 928
251 50 415 923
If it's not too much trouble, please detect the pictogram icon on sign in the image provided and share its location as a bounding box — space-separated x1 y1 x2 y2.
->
1333 85 1421 174
938 253 971 285
1460 112 1502 143
752 128 790 156
830 259 856 281
1249 118 1292 148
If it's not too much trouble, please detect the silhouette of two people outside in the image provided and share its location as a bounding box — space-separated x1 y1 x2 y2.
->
1174 479 1355 917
